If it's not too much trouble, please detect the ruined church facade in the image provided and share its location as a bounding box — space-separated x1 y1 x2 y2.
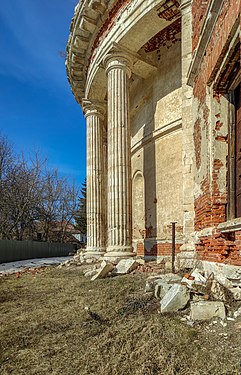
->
66 0 241 270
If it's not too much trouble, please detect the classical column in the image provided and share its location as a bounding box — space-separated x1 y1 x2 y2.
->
104 52 134 259
178 0 196 267
83 99 106 256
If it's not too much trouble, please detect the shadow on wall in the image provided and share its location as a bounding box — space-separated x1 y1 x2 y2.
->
143 110 157 259
131 34 182 259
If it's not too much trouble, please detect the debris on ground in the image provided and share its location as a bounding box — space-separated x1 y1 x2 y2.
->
190 301 226 321
114 259 139 275
91 261 115 281
160 284 190 313
10 249 240 325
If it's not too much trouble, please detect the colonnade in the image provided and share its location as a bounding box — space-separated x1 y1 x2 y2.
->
83 0 193 259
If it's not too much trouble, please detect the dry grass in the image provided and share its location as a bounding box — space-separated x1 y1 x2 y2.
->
1 267 241 375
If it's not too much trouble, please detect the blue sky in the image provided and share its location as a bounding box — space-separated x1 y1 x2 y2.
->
0 0 86 185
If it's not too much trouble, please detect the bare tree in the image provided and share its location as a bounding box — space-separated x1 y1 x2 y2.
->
0 134 80 243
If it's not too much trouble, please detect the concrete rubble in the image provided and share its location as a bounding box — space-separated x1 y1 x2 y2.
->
57 253 241 323
91 261 115 281
145 266 241 322
160 284 190 313
190 301 226 321
58 249 101 269
114 259 139 275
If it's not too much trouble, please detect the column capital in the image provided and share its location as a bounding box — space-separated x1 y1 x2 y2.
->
82 99 106 119
103 52 133 78
179 0 192 15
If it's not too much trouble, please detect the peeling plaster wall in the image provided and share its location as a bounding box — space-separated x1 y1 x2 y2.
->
130 38 183 257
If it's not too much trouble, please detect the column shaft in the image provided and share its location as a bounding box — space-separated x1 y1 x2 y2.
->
104 53 134 258
85 102 106 255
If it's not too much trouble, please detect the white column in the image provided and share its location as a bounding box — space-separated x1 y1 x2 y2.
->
178 0 196 266
83 100 106 256
104 52 134 259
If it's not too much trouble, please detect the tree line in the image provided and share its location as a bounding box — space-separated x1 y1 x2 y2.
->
0 134 86 243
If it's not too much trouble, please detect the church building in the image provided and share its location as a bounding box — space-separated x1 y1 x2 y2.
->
66 0 241 271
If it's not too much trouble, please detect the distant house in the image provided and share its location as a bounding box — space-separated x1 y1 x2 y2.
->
35 221 86 246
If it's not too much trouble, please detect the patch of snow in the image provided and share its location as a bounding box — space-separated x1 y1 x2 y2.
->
0 257 72 275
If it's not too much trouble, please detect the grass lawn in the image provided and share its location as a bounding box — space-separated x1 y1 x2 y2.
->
1 266 241 375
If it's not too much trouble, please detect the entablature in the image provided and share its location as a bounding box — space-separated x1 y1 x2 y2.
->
66 0 181 108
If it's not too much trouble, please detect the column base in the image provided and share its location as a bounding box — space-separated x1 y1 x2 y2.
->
104 246 134 262
84 248 106 259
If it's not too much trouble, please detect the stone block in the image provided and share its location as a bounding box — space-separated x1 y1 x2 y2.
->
229 287 241 300
114 259 139 275
154 282 172 299
215 274 233 289
190 301 226 321
176 251 196 269
145 273 182 293
201 261 241 280
160 284 190 313
91 261 115 281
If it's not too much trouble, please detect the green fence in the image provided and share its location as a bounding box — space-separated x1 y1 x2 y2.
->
0 240 77 263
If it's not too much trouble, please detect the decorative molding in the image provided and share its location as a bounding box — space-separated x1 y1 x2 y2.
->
131 118 182 155
218 218 241 233
82 98 106 119
179 0 192 14
103 51 133 78
211 27 240 92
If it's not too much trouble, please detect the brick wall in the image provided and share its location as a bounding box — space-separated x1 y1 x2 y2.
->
193 0 239 101
192 0 240 265
197 230 241 266
192 0 209 52
136 242 181 257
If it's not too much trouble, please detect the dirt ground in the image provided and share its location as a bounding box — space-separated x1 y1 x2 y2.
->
1 266 241 375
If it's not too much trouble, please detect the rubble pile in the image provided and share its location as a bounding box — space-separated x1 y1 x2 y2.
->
57 249 100 269
145 268 241 322
59 252 241 323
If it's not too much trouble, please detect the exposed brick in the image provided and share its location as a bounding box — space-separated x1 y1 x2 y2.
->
136 242 181 257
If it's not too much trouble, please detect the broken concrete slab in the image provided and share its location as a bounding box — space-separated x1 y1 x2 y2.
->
114 259 139 275
191 269 207 283
200 261 241 281
91 261 115 281
145 273 182 293
215 274 233 289
84 269 98 278
190 301 226 321
160 284 190 313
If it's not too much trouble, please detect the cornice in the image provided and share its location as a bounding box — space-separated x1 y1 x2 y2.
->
66 0 131 106
66 0 113 106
